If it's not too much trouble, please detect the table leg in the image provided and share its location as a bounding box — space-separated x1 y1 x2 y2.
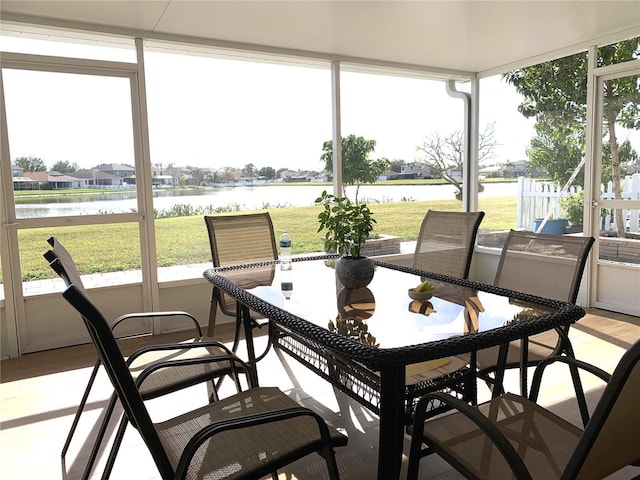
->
492 343 509 397
239 303 259 386
520 336 529 396
378 365 405 480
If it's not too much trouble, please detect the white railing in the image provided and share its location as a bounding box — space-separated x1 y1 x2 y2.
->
517 174 640 233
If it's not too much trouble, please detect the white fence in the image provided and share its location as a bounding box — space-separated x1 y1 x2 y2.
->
517 174 640 233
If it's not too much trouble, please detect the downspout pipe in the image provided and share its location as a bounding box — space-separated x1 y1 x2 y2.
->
446 80 474 211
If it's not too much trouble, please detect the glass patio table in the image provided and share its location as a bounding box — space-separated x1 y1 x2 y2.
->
203 255 585 480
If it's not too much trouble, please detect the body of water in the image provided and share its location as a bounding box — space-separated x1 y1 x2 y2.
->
14 183 517 218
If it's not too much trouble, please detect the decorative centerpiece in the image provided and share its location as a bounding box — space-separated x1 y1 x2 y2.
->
316 190 376 288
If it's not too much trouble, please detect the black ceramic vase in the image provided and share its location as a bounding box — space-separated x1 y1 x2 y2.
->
335 256 375 289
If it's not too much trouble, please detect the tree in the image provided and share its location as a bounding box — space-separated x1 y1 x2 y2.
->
389 159 405 173
527 117 585 186
259 166 276 179
243 163 256 182
189 167 205 186
15 156 46 172
504 38 640 236
603 139 639 183
416 123 497 198
52 160 79 173
320 134 390 203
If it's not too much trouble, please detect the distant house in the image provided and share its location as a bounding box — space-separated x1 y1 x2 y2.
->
11 177 39 190
280 170 312 182
400 164 432 179
478 165 502 178
378 171 400 180
20 171 83 189
10 164 40 190
95 163 135 178
152 174 177 186
500 159 546 178
11 164 24 177
46 171 84 189
72 169 123 187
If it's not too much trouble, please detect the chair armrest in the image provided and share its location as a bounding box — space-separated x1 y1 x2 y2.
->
529 354 611 426
111 310 203 337
134 353 252 386
413 392 533 480
125 340 234 365
529 354 611 400
176 406 343 479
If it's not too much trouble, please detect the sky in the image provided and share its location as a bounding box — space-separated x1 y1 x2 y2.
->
2 31 538 173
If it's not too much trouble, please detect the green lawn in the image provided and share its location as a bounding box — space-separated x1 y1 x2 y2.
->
11 197 516 282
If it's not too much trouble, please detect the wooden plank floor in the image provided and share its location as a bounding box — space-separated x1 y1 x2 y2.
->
1 308 639 479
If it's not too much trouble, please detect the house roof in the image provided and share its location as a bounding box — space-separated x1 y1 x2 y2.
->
95 163 135 172
1 1 638 76
22 171 81 182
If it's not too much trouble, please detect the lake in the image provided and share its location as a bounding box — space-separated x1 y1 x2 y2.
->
14 183 517 218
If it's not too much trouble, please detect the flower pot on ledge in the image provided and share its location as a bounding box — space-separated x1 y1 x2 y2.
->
533 218 569 235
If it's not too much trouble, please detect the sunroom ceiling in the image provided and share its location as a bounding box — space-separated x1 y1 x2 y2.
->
1 1 639 75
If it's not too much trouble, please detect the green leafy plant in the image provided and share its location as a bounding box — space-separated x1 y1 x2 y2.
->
316 190 376 258
560 190 584 226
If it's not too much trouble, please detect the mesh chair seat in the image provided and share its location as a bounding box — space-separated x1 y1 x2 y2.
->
128 342 233 398
422 393 583 479
158 386 347 479
476 329 559 369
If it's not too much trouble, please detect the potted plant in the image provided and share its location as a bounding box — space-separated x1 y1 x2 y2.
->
316 190 376 288
560 190 584 233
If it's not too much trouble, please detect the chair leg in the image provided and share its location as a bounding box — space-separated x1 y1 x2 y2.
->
207 293 219 338
232 306 243 354
407 399 429 480
81 392 119 480
323 446 341 480
62 358 102 458
100 414 129 480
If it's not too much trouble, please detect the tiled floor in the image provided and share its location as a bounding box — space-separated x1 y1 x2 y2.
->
1 308 639 479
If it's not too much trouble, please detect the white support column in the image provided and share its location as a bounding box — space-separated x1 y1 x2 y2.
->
0 67 22 358
134 38 161 325
331 61 343 196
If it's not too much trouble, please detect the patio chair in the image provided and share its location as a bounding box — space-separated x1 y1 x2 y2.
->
407 339 640 480
53 271 347 479
204 213 278 356
407 210 485 409
44 237 242 480
475 230 595 397
412 210 485 279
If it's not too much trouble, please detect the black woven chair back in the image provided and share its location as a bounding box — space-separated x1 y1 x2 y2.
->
412 210 485 279
494 230 595 303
